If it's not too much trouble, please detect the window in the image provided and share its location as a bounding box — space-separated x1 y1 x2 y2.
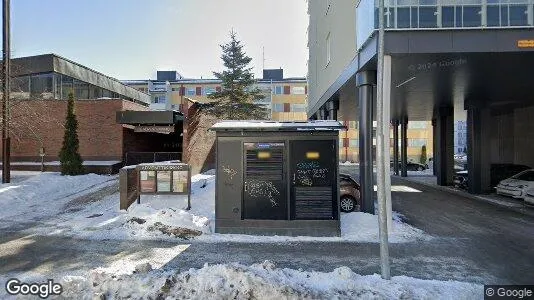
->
30 73 54 99
196 87 202 96
291 86 306 95
154 95 166 103
408 138 427 147
186 88 195 96
89 85 102 99
274 86 283 95
510 4 529 26
408 121 427 129
290 104 306 112
283 86 290 95
284 103 290 112
326 32 331 66
204 87 216 95
11 76 30 99
513 171 534 181
272 103 284 112
73 79 89 99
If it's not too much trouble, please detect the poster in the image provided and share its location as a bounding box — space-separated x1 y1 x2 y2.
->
139 171 156 192
172 170 188 193
157 171 171 192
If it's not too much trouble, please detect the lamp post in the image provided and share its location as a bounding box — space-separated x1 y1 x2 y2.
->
376 0 391 280
2 0 11 183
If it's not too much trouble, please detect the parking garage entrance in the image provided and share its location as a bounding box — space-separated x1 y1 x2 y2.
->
116 110 184 165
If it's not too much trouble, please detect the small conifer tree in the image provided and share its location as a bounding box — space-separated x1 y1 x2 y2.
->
59 92 84 175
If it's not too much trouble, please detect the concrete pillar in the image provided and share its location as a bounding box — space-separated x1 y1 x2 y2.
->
400 117 408 177
392 120 399 175
432 118 437 176
318 108 326 120
435 107 454 186
356 70 376 214
326 100 338 120
467 107 492 194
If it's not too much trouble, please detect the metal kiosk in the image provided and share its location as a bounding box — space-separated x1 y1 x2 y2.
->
136 162 192 209
210 120 345 236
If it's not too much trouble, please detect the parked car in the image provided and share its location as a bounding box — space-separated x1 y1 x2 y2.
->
452 164 531 190
496 169 534 198
339 173 360 213
390 161 428 171
524 188 534 205
490 164 531 187
523 188 534 205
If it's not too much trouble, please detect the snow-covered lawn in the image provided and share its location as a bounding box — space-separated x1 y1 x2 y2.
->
59 261 482 299
0 172 117 228
7 170 430 243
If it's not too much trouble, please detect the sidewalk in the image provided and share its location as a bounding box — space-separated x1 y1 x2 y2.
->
397 174 534 218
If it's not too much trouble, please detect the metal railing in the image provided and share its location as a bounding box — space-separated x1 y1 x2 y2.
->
125 152 181 166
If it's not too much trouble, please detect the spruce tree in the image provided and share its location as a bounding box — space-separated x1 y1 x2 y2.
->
59 92 84 175
205 31 268 120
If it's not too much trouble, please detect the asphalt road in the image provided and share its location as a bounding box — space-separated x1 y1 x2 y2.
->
1 171 533 286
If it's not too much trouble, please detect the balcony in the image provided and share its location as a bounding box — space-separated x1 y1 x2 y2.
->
356 0 534 49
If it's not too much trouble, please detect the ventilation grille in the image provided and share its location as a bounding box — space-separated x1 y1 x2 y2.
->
245 149 283 181
294 187 333 219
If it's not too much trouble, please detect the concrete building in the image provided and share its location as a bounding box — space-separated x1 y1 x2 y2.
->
123 69 308 122
307 0 534 211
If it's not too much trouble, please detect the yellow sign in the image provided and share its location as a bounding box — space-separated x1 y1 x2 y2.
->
306 152 320 159
518 40 534 48
257 151 271 159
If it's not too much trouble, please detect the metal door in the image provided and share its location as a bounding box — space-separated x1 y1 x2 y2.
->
290 140 337 220
243 142 287 220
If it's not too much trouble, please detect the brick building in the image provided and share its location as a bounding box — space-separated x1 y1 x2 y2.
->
0 54 177 172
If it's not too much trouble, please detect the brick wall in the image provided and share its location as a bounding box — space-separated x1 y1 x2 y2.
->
1 99 147 162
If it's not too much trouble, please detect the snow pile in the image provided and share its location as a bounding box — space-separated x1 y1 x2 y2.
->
0 172 116 226
46 173 216 240
60 261 482 299
341 212 428 243
407 168 434 176
16 170 427 243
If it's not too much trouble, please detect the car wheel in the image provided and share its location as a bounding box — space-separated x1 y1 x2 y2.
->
417 166 424 171
340 196 357 213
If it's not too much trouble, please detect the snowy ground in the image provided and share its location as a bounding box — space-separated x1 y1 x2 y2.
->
0 172 117 229
59 261 482 299
5 170 431 243
0 171 490 298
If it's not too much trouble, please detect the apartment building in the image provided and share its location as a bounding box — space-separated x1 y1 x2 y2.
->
307 0 534 198
123 69 308 122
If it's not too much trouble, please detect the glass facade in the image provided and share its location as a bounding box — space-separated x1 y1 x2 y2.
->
10 72 134 101
357 0 534 49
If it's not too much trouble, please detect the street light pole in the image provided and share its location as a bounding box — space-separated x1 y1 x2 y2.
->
2 0 11 184
376 0 391 279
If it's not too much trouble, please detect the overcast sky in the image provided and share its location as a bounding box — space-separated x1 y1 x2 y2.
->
1 0 309 80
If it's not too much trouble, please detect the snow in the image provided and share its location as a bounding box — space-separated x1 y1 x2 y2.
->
16 170 429 243
59 261 482 299
8 160 121 166
0 172 117 227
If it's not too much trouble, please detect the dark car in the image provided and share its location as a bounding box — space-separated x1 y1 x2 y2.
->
339 173 361 213
390 161 428 171
453 164 531 190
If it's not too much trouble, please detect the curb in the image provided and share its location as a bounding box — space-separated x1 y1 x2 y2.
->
395 176 534 218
